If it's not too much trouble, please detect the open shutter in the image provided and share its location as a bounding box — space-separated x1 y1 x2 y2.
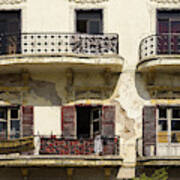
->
143 106 156 156
62 106 76 139
22 106 34 137
102 106 115 138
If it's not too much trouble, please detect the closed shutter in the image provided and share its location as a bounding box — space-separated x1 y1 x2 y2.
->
62 106 76 139
143 106 156 156
22 106 34 137
102 106 115 138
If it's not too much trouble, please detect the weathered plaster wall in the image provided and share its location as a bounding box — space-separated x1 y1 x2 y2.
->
1 0 180 178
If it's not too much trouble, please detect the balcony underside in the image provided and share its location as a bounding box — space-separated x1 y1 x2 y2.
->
137 55 180 72
0 155 123 167
137 156 180 166
0 54 123 74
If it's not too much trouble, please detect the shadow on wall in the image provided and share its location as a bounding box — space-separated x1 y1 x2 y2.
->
0 70 121 106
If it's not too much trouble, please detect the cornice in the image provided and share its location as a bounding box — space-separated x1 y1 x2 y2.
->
0 0 26 5
69 0 108 3
150 0 180 3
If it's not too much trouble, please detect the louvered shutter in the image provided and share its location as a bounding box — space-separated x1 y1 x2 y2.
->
22 106 34 137
143 106 156 156
62 106 76 139
101 106 115 138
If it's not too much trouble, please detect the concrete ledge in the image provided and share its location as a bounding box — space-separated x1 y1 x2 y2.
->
137 55 180 72
0 155 123 167
0 54 124 73
137 156 180 166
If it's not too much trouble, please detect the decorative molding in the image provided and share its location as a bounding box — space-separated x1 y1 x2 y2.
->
150 0 180 3
69 0 108 3
0 0 26 4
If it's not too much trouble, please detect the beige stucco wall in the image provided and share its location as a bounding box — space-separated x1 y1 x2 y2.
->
1 0 180 179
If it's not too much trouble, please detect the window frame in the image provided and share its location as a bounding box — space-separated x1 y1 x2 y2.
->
75 9 103 34
0 106 21 140
157 106 180 144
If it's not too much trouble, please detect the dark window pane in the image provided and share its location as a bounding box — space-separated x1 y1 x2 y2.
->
11 120 20 138
158 19 169 34
89 21 100 34
172 108 180 118
171 120 180 131
11 109 18 119
76 10 102 34
0 109 6 119
0 122 7 138
159 108 167 118
171 132 180 143
93 121 99 133
158 120 167 131
93 109 100 120
77 20 87 33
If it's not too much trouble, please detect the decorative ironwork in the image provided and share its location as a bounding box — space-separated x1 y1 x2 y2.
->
40 136 119 155
0 32 118 56
139 34 180 61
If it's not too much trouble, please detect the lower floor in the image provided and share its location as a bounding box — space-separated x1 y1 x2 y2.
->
0 167 119 180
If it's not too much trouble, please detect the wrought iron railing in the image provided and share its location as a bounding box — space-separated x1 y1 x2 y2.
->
139 33 180 61
39 135 120 155
0 32 119 56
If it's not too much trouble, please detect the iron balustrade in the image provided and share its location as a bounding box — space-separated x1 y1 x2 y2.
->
0 32 119 56
39 135 120 156
139 33 180 61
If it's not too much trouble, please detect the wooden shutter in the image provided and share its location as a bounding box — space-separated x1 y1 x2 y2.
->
22 106 34 137
62 106 76 139
102 106 115 138
143 106 156 156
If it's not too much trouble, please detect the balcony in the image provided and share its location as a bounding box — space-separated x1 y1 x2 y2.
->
0 135 122 168
0 32 123 73
137 34 180 72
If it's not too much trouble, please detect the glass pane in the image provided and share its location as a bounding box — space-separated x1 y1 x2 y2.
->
10 120 20 138
158 120 167 131
171 132 180 143
171 120 180 131
0 108 6 119
89 21 100 34
172 108 180 118
0 122 7 138
159 108 167 118
158 19 169 34
171 21 180 33
93 121 99 133
11 109 18 119
77 20 87 33
93 109 100 120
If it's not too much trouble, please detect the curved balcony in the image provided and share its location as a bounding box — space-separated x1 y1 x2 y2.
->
137 34 180 72
0 32 123 73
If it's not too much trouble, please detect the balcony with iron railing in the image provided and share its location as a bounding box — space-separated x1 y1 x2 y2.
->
0 32 123 73
137 33 180 72
0 134 122 168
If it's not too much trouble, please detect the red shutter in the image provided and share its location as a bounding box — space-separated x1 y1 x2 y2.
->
102 106 115 138
62 106 76 139
22 106 34 137
143 106 156 156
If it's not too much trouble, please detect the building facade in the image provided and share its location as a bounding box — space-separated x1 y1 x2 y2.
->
1 0 180 179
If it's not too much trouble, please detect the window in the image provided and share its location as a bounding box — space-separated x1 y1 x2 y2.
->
76 9 103 34
0 107 20 139
157 107 180 143
62 105 115 139
157 10 180 54
0 11 21 54
76 106 101 138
